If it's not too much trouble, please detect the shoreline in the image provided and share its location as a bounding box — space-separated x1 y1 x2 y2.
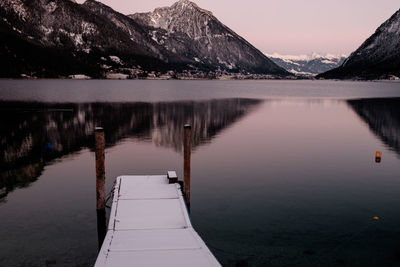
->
0 77 399 82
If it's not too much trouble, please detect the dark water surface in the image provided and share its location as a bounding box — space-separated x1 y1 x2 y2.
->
0 80 400 267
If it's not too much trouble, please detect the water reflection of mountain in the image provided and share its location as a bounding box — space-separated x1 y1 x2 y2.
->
348 98 400 156
0 99 261 200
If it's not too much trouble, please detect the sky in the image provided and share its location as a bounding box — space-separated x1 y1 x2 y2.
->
76 0 400 56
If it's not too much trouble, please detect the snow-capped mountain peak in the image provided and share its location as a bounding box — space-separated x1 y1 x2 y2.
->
173 0 200 10
170 0 212 16
128 1 288 75
130 0 213 34
267 52 347 62
267 52 347 76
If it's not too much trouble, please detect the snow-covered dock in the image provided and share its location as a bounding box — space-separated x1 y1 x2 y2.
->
94 173 221 267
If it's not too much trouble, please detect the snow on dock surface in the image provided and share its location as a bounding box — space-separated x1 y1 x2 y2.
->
95 174 221 267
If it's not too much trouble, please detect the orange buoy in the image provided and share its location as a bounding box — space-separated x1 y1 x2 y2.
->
375 151 382 163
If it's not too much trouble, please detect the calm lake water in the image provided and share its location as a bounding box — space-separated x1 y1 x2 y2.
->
0 80 400 267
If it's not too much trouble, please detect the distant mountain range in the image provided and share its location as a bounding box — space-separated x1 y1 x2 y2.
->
267 53 347 77
318 8 400 80
0 0 289 79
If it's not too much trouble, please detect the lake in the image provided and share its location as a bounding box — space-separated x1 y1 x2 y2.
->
0 80 400 267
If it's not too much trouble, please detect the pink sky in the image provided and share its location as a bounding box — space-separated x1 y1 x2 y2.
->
76 0 399 55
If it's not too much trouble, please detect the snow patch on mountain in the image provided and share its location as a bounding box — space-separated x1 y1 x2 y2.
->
267 52 347 62
40 25 53 36
58 29 84 46
109 56 123 65
267 52 347 76
44 1 57 13
81 21 97 35
0 0 27 20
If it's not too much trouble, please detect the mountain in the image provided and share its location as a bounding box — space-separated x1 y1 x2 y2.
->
318 9 400 80
267 53 347 77
129 0 288 76
0 0 289 78
0 0 192 78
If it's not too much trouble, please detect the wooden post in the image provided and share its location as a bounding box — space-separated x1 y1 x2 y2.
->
95 127 106 250
95 127 106 210
183 124 191 209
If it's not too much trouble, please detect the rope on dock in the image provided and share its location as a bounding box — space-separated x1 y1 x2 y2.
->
105 180 116 209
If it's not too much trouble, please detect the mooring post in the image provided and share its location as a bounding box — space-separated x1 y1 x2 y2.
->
183 124 191 209
95 127 106 250
95 127 106 210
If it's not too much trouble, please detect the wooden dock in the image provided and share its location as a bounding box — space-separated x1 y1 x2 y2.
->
94 172 221 267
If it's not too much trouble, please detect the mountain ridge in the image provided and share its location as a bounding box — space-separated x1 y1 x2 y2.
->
318 8 400 80
267 52 347 76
